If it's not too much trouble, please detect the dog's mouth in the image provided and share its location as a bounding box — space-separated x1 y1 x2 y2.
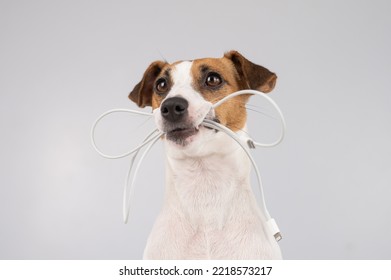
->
165 126 199 145
165 118 219 145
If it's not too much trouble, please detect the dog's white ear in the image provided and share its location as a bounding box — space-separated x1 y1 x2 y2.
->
224 50 277 93
129 61 167 107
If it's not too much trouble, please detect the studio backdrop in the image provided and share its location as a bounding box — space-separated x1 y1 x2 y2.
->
0 0 390 259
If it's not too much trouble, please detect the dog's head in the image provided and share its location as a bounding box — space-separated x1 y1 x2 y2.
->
129 51 277 155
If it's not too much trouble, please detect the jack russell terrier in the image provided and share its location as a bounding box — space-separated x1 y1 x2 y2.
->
129 50 282 259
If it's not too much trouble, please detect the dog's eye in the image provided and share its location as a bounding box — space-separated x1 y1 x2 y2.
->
156 78 168 93
205 73 222 87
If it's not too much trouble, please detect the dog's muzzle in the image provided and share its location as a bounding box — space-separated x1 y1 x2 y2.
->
159 97 198 144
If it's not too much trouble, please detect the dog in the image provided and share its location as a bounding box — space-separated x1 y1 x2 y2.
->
128 51 282 259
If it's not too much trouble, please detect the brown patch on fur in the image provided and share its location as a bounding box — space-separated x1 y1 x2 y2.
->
190 51 276 132
129 61 167 108
151 91 164 110
189 58 247 131
224 50 277 93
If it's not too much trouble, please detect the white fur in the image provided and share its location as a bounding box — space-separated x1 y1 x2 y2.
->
143 61 282 259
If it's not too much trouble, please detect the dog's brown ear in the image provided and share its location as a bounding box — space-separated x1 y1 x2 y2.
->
129 61 167 107
224 50 277 93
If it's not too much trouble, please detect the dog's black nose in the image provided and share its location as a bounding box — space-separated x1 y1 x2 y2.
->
161 97 189 122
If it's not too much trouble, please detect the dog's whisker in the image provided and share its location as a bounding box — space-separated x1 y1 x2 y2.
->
133 115 154 131
245 103 269 111
209 97 246 107
221 123 251 137
209 94 279 122
245 106 279 120
211 98 274 116
156 49 169 63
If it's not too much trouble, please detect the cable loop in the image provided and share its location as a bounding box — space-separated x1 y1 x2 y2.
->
91 90 285 241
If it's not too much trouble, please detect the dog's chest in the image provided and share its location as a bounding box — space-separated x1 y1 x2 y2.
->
166 151 251 226
163 156 275 259
145 146 281 259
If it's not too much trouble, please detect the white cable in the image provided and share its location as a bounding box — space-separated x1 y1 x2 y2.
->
91 90 286 241
91 109 155 159
90 108 163 223
212 89 286 148
209 89 285 240
202 119 281 241
123 132 163 224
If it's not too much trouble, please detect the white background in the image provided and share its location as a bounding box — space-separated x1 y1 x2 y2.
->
1 0 390 259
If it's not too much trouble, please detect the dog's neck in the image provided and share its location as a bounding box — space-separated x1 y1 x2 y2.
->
162 131 259 229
